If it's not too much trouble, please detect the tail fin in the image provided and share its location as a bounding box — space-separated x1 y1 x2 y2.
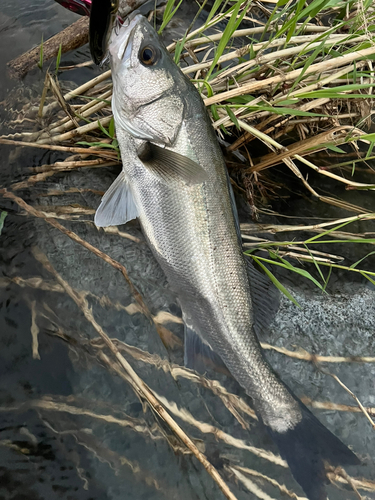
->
265 400 360 500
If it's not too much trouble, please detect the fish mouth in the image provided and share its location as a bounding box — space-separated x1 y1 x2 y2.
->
108 12 143 65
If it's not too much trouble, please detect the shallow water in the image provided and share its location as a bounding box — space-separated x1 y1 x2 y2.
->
0 2 375 499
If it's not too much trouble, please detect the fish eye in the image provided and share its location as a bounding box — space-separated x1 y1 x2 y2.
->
139 45 158 66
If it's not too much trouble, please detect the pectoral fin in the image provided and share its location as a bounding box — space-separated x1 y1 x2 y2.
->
94 170 139 227
138 143 208 185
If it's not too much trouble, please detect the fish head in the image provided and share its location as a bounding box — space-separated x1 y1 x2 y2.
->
109 13 188 145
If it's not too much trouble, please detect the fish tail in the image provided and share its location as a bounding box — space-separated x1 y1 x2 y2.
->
264 398 360 500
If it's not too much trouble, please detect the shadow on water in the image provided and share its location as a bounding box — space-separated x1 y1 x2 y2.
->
0 1 374 499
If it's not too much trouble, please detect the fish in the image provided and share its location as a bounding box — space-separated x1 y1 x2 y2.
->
94 12 360 500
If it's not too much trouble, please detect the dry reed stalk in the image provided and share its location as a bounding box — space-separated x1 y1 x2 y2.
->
31 246 239 500
183 34 370 77
0 276 64 293
0 190 195 376
229 466 280 500
167 24 330 52
59 60 93 71
327 470 375 493
27 299 40 360
32 205 96 216
285 64 367 100
95 336 257 424
142 389 287 467
47 73 80 128
318 367 375 430
228 465 305 500
0 137 116 158
261 343 375 364
0 397 166 440
286 114 360 125
295 153 375 190
225 98 331 150
101 225 143 244
46 87 112 133
252 248 338 264
36 115 112 145
30 299 256 429
235 121 372 208
38 90 113 140
241 123 375 191
11 160 118 190
302 398 375 416
40 70 112 117
204 46 375 106
245 224 374 238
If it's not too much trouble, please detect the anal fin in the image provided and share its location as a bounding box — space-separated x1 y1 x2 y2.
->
184 325 229 376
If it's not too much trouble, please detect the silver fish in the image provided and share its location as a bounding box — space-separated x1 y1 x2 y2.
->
95 13 359 499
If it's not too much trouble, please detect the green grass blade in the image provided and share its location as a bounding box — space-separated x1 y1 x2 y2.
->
97 120 112 139
55 43 62 75
289 41 326 93
158 0 184 34
248 254 301 307
0 211 7 235
206 1 249 80
350 251 375 269
305 215 375 243
359 271 375 287
268 250 326 292
38 35 44 70
108 117 115 138
205 0 224 24
225 106 240 129
326 145 346 153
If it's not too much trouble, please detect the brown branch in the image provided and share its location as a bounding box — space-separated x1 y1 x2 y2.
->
7 17 89 79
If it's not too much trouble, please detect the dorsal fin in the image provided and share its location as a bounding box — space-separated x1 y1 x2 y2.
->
225 168 280 335
246 258 280 337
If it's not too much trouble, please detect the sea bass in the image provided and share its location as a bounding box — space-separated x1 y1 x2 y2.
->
94 13 359 499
